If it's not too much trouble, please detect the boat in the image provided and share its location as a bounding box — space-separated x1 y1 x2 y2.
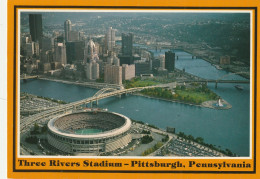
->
234 85 244 90
213 64 222 70
216 65 223 70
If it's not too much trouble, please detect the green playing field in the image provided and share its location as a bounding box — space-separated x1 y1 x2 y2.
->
74 128 103 135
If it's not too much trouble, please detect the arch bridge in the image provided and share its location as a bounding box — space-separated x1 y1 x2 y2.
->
20 86 158 132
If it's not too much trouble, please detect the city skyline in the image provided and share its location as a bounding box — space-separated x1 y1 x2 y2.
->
19 11 251 157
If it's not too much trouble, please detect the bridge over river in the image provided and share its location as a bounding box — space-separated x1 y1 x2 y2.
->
176 79 249 88
20 75 250 132
20 86 158 132
20 76 249 115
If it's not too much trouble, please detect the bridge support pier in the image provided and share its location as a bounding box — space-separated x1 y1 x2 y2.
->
215 82 218 88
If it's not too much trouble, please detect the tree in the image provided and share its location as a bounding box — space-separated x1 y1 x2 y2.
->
181 86 186 90
25 136 38 144
187 135 194 141
195 137 204 144
41 124 48 133
178 132 185 137
141 135 153 144
34 123 39 131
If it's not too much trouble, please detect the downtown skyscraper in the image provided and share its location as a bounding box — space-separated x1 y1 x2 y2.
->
105 27 116 52
29 14 43 43
122 33 133 56
64 19 72 42
165 51 175 72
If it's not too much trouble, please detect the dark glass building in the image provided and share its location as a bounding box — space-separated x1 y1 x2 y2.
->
119 55 134 65
66 41 85 64
29 14 43 43
165 51 175 72
134 62 151 76
122 33 133 56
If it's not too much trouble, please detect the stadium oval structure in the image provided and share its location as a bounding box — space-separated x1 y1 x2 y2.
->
47 111 132 154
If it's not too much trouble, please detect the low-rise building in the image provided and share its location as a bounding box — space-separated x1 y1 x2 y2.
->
219 55 231 65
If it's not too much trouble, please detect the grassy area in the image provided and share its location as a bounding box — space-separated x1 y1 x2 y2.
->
175 89 217 104
140 84 219 105
174 84 218 104
123 78 159 89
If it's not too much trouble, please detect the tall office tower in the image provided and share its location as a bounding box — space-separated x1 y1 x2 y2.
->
94 42 100 55
85 39 95 60
122 33 133 56
64 19 72 42
84 39 99 62
105 27 116 52
85 60 100 80
92 61 99 80
85 62 92 80
41 37 53 52
119 55 134 65
69 31 80 42
104 64 113 83
41 50 51 63
165 51 175 72
113 56 120 66
29 14 43 44
107 53 120 66
25 42 34 57
159 54 165 69
54 42 67 65
21 36 30 47
66 41 84 64
34 42 40 56
122 64 135 80
104 64 122 85
25 41 39 57
79 32 85 40
112 65 122 85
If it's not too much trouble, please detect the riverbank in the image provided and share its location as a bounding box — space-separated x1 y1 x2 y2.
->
33 77 232 110
134 93 231 110
37 76 122 89
20 72 250 156
181 48 250 79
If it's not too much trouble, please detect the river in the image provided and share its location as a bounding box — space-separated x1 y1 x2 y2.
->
20 50 250 157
